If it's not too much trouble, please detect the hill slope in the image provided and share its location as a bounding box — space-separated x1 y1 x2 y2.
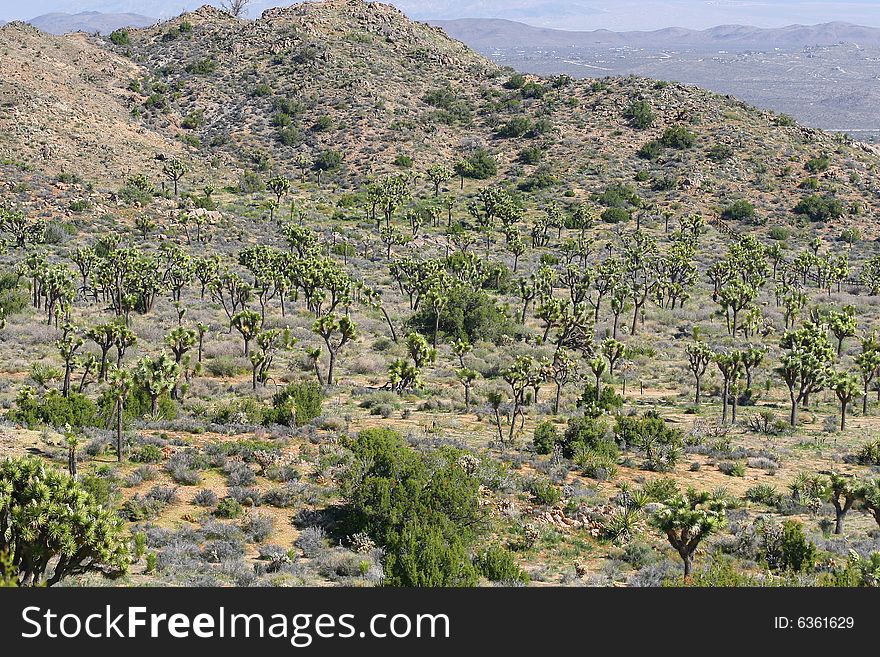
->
0 21 181 181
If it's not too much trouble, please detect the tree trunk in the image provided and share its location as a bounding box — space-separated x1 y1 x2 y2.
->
694 375 701 405
116 400 124 463
327 351 336 386
722 381 729 424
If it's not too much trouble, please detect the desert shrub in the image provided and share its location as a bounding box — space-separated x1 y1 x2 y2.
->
263 381 324 427
721 200 756 222
637 139 662 160
296 526 328 558
227 486 261 507
533 420 560 455
577 384 624 417
745 484 783 506
805 155 830 173
473 547 529 584
526 478 561 506
559 415 614 460
214 497 243 519
614 413 683 472
241 512 274 543
109 29 130 46
779 521 817 572
193 489 219 507
130 444 164 464
602 207 631 224
624 100 654 129
339 429 481 586
225 463 257 487
642 477 679 503
460 148 497 180
205 355 249 377
707 143 734 162
211 397 263 425
185 58 217 75
660 125 696 149
718 461 746 477
574 446 619 481
793 194 845 222
408 287 517 344
496 116 532 138
768 226 789 240
855 439 880 466
9 388 99 429
518 146 543 165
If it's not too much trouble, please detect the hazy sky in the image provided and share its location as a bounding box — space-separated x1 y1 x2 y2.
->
2 0 880 30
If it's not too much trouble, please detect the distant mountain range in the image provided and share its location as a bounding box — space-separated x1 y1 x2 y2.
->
25 11 156 35
12 11 880 50
430 18 880 51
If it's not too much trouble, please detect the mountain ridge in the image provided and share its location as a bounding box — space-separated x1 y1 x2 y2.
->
430 18 880 51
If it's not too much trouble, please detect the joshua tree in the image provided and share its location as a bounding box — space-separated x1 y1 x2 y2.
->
165 326 197 364
231 309 262 356
162 158 187 198
0 456 128 586
776 322 834 427
266 175 291 212
107 366 132 462
856 332 880 415
686 340 712 405
456 368 479 408
713 350 742 425
426 163 454 196
649 488 727 578
827 472 857 535
830 370 861 431
56 322 83 398
133 354 180 417
312 314 356 385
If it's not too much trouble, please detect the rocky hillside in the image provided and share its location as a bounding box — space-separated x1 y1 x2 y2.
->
2 0 879 233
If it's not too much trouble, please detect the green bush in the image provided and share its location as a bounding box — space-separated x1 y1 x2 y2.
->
793 194 845 222
721 200 756 222
130 444 164 464
533 421 560 455
339 429 482 586
408 287 518 344
660 125 696 149
602 207 631 224
768 225 789 240
211 397 264 425
109 29 130 46
805 155 830 173
526 478 561 506
637 139 662 160
575 445 619 480
460 148 497 180
559 415 615 460
779 520 817 573
263 382 324 427
614 412 683 472
9 388 100 429
214 497 243 519
624 100 654 129
474 547 529 583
